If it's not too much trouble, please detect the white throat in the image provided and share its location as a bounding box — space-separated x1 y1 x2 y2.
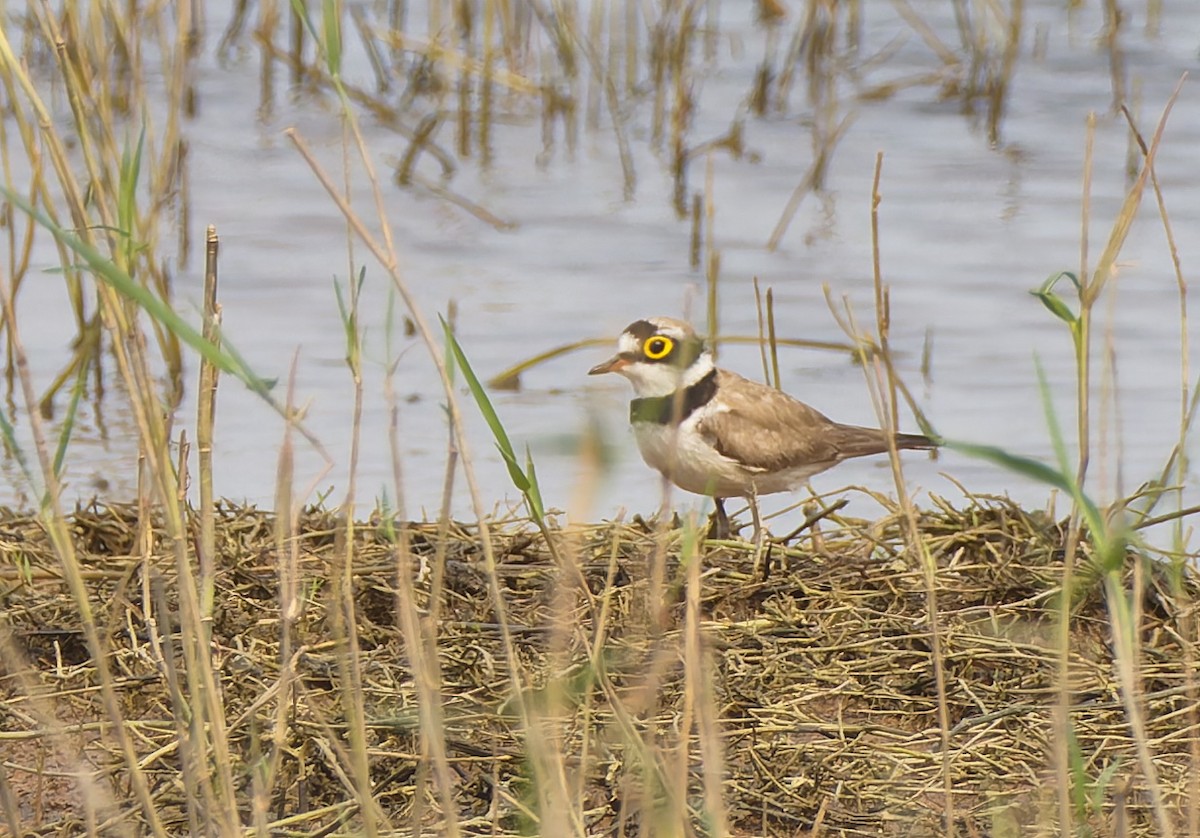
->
620 351 715 398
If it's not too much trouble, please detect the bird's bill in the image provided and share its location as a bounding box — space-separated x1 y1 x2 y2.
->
588 354 629 375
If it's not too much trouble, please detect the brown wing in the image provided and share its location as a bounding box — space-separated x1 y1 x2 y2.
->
697 370 912 472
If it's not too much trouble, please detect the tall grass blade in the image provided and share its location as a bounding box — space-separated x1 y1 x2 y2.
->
524 445 545 520
441 316 545 518
289 0 319 43
334 268 366 366
117 128 146 268
0 411 34 490
0 185 271 396
51 362 88 480
322 0 343 76
943 438 1072 494
1033 358 1109 540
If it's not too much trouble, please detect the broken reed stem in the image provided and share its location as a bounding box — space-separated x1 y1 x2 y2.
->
198 226 221 618
672 534 698 827
685 532 729 834
116 280 242 835
705 153 719 361
754 277 770 385
766 288 780 390
392 459 464 835
151 567 205 837
432 300 460 628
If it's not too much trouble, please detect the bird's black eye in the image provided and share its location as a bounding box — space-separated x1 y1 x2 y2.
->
644 336 674 360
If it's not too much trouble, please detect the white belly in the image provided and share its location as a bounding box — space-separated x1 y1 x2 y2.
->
632 419 826 498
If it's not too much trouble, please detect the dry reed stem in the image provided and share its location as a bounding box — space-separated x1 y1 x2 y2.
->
198 227 221 619
765 289 781 391
0 275 168 834
286 100 564 827
0 6 288 830
866 153 956 835
1074 80 1185 838
1119 91 1200 838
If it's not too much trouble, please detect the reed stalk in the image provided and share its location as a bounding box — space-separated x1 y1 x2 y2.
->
283 21 543 810
864 152 955 833
197 226 221 619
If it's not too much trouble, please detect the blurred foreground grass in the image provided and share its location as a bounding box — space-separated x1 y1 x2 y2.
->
2 497 1196 836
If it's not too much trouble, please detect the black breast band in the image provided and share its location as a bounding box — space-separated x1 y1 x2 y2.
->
629 369 718 425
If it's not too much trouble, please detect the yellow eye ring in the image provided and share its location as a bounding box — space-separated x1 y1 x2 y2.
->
644 336 674 360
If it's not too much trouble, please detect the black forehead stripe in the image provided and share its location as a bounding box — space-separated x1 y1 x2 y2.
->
624 320 658 342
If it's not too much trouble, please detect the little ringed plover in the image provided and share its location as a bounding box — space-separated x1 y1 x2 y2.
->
589 316 936 538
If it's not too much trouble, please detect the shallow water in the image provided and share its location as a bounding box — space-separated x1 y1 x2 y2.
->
5 1 1200 539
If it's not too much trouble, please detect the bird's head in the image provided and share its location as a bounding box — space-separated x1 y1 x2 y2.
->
589 317 713 398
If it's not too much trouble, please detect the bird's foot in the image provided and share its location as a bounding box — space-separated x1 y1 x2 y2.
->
706 512 731 540
707 498 733 541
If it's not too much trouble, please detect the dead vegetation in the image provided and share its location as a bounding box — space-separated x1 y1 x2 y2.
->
0 496 1195 836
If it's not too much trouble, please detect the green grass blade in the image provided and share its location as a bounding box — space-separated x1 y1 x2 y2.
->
0 185 273 397
0 408 35 489
1066 725 1089 822
322 0 342 75
1033 358 1107 537
333 268 366 368
288 0 319 41
440 316 532 495
1034 357 1073 478
1090 756 1123 816
524 446 545 520
1030 287 1077 329
52 361 89 479
941 438 1073 493
943 432 1106 540
117 128 145 268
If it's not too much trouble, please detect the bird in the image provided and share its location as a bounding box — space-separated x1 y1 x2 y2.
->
588 316 937 541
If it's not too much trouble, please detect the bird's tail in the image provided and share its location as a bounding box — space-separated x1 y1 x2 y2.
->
894 431 938 450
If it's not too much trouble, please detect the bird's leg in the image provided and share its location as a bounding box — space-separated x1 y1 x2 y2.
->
708 497 730 540
749 490 767 577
